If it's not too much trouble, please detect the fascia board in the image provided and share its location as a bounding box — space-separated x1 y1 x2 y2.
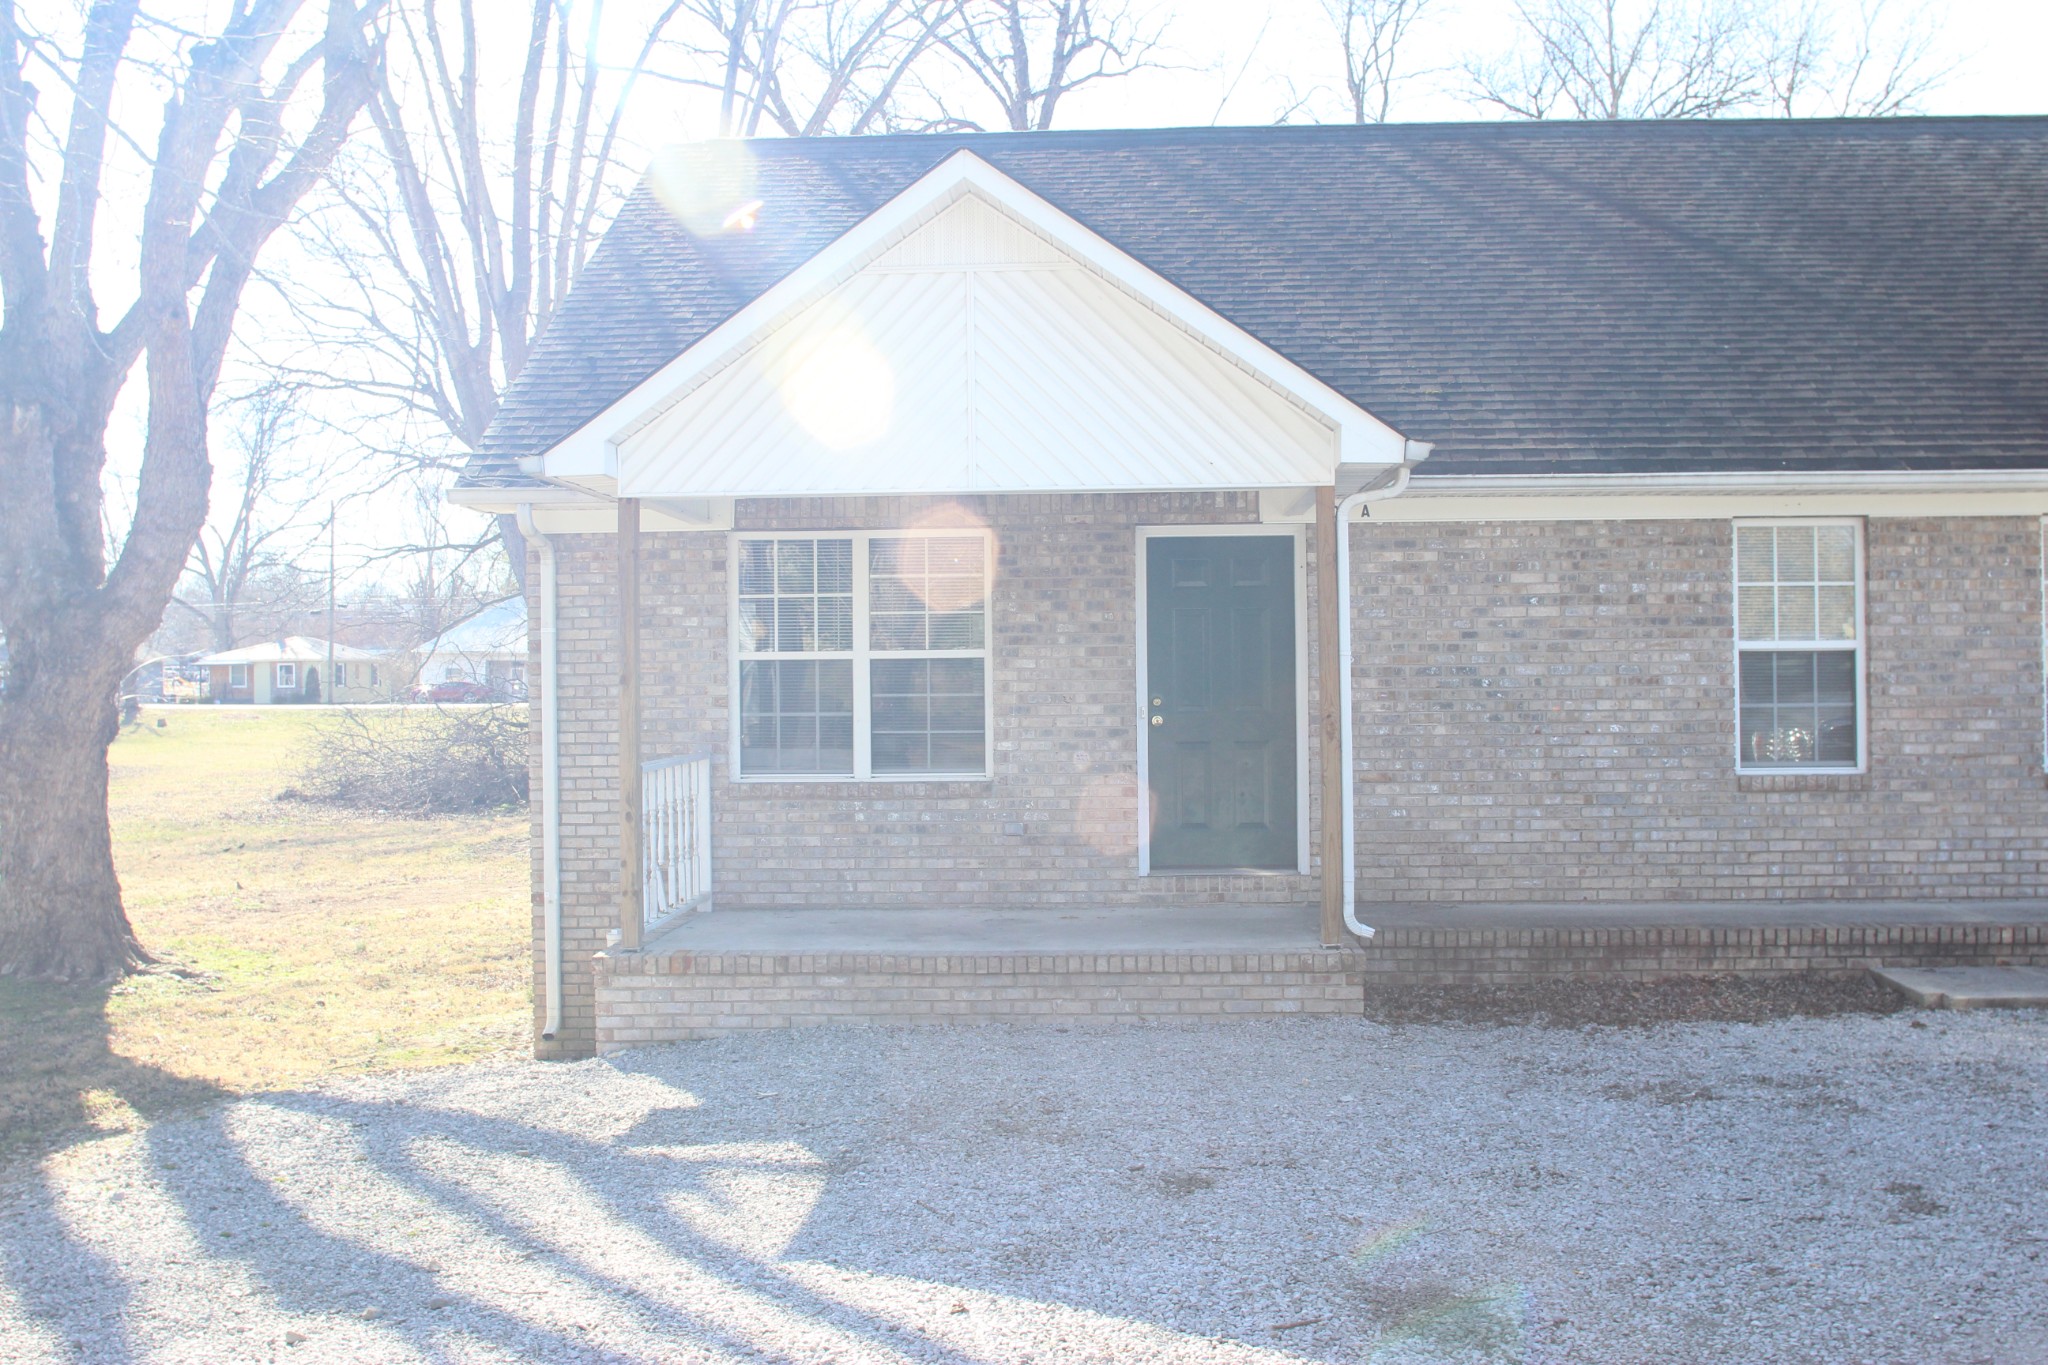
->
1376 469 2048 522
446 484 612 515
1408 469 2048 496
549 149 1409 483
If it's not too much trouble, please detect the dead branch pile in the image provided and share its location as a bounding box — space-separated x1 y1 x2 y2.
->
295 706 528 815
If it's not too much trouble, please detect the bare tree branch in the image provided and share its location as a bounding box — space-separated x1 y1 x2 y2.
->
674 0 958 138
1761 0 1949 117
1323 0 1434 124
937 0 1163 131
1467 0 1949 121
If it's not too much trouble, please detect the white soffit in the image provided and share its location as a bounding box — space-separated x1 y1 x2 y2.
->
575 153 1407 500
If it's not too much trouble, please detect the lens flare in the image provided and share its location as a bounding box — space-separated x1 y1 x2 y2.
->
775 321 895 450
1075 772 1139 857
889 503 998 612
649 142 760 237
1352 1214 1430 1265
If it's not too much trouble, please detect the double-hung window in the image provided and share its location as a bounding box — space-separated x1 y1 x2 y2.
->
228 664 248 689
276 662 297 691
1734 519 1864 771
734 531 991 779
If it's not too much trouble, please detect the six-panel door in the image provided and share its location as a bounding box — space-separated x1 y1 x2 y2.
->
1144 534 1299 871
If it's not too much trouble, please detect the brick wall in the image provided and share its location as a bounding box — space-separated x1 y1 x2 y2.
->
592 949 1367 1050
531 492 1332 1055
532 508 2048 1056
1348 516 2048 901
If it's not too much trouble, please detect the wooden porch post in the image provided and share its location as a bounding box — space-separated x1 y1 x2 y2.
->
1316 485 1345 947
618 496 643 952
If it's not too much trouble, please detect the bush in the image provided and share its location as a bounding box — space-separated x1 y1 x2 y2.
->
296 705 528 814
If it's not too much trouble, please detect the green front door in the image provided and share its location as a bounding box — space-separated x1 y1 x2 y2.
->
1145 534 1298 872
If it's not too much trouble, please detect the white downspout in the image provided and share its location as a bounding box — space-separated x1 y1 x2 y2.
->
516 504 564 1042
1336 449 1426 940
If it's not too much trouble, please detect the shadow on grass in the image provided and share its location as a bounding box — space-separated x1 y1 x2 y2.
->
0 973 228 1161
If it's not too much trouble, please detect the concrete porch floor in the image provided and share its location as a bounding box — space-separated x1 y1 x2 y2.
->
641 897 2048 954
640 902 1327 956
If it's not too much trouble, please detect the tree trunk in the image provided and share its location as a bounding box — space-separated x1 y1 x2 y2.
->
0 621 145 982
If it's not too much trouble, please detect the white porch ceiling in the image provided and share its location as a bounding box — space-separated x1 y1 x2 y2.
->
610 188 1355 500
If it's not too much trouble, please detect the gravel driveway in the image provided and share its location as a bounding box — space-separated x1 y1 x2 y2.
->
2 1011 2043 1364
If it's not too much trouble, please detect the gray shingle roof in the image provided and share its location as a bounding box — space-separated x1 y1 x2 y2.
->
464 117 2048 488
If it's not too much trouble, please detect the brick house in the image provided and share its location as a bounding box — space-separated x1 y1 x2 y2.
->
453 120 2048 1058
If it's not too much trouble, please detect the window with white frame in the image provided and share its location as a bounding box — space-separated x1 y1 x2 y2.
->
734 531 990 779
228 664 247 689
276 662 297 690
1735 520 1863 770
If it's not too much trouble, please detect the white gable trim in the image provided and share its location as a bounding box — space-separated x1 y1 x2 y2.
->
542 150 1408 492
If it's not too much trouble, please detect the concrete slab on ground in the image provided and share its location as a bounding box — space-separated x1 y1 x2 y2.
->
1873 965 2048 1009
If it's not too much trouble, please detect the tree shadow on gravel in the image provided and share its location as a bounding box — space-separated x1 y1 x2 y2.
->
0 1164 144 1364
2 1068 1002 1364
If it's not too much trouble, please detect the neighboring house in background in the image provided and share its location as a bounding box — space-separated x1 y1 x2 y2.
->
452 119 2048 1058
195 637 392 704
411 595 528 697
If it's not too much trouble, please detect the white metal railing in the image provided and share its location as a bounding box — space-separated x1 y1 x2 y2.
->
641 753 712 935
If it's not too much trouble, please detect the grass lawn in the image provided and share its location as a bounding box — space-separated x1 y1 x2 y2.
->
0 705 529 1158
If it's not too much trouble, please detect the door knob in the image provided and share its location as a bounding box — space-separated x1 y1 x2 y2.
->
1150 715 1164 726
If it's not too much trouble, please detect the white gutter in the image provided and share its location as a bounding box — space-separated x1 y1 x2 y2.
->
1335 448 1429 939
1405 469 2048 497
516 504 564 1042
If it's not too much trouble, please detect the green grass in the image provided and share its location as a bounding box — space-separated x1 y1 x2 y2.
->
1 706 529 1158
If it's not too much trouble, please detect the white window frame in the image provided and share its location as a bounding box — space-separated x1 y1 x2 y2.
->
728 528 995 782
228 664 247 689
275 662 297 691
1732 517 1867 775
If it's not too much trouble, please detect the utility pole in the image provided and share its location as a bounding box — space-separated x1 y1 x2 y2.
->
325 506 336 704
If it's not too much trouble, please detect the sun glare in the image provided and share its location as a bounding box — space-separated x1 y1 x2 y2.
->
776 321 895 450
649 142 760 237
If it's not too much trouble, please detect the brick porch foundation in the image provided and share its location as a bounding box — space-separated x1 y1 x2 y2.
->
593 947 1368 1052
589 917 2048 1053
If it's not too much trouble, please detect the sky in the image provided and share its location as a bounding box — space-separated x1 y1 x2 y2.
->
1047 0 2048 129
88 0 2048 613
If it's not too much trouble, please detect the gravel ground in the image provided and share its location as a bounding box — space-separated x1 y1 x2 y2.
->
1 1009 2043 1365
